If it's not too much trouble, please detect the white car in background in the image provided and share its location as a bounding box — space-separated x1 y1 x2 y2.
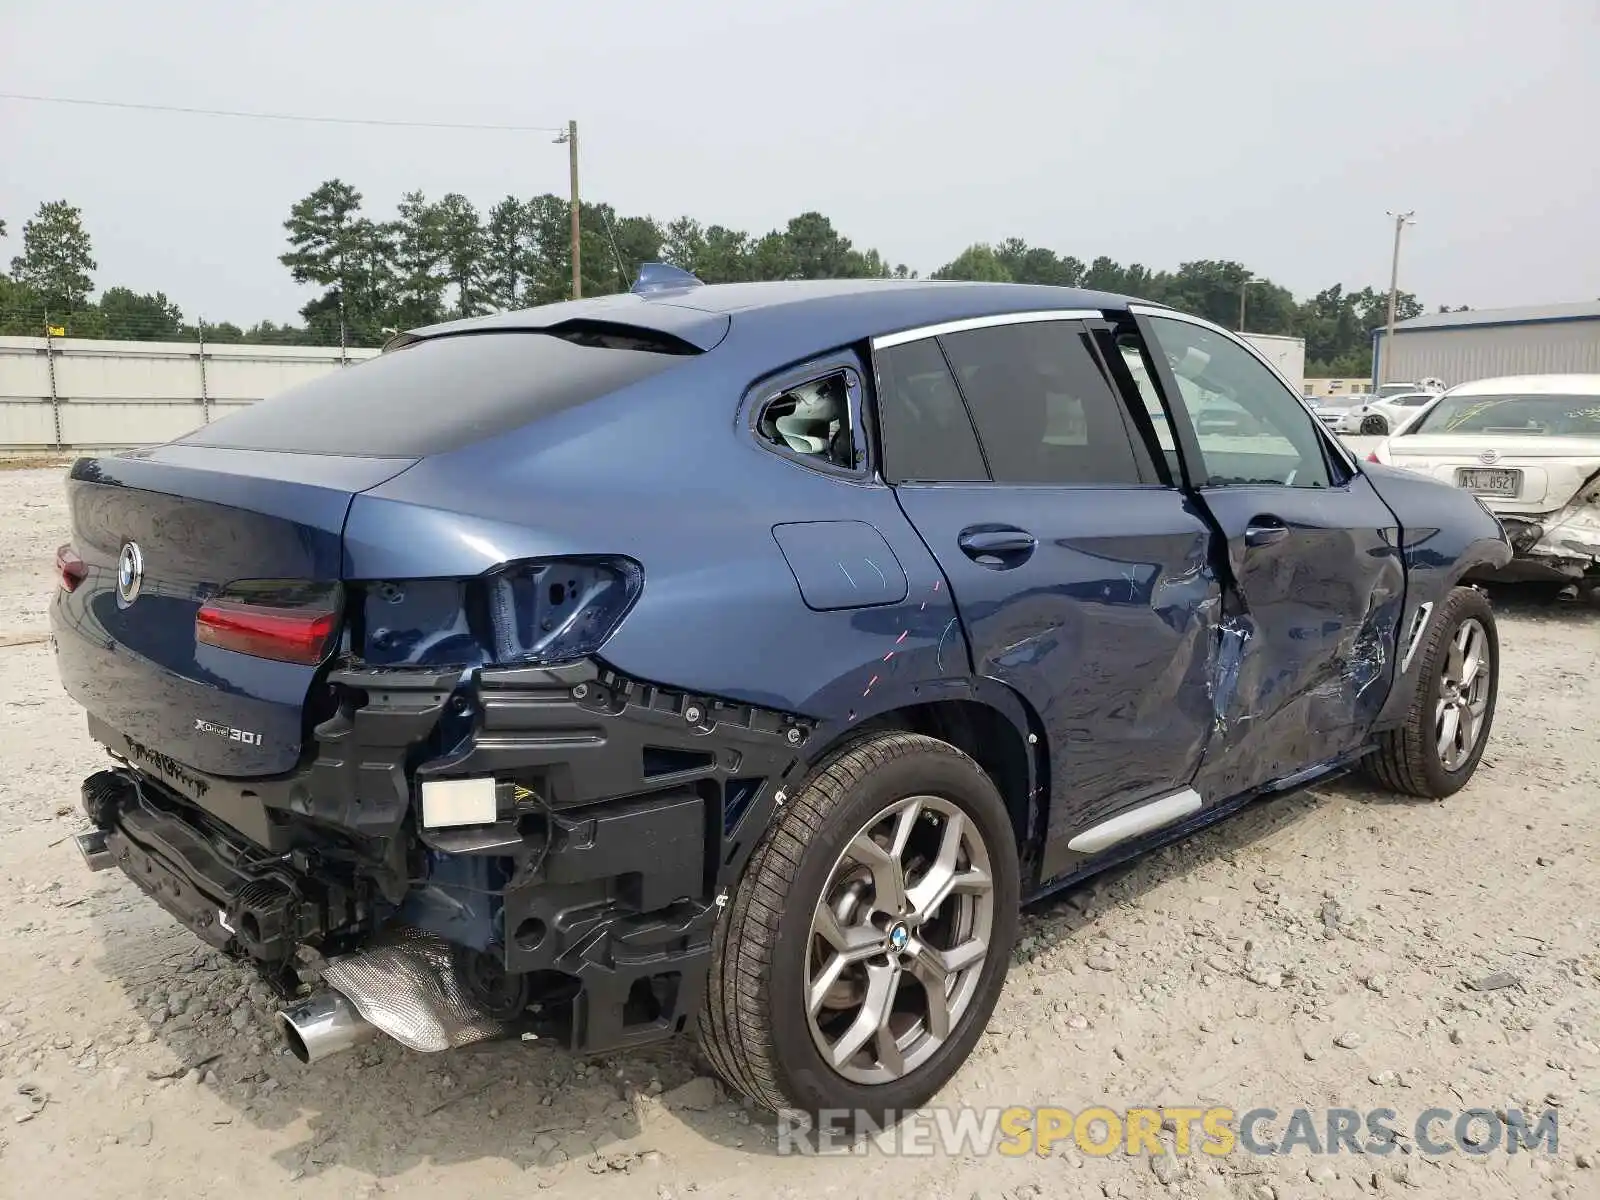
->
1333 390 1442 435
1368 374 1600 592
1308 393 1371 430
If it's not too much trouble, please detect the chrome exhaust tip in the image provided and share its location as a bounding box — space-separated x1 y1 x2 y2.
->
276 989 379 1064
273 932 511 1066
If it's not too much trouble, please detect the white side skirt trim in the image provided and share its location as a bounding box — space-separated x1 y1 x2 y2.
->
1399 602 1434 673
1066 788 1203 855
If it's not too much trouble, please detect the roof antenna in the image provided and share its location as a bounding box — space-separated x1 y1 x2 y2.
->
632 262 704 295
596 206 630 292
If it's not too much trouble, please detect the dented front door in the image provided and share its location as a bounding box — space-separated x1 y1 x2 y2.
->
1133 311 1406 801
1189 480 1404 798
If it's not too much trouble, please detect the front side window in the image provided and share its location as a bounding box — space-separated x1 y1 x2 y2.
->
1143 316 1335 489
938 321 1146 486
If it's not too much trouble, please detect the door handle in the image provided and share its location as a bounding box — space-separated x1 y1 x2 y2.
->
958 526 1037 568
1244 516 1290 548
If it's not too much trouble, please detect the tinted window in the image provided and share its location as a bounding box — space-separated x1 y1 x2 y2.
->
940 321 1143 485
1143 316 1334 489
874 338 988 483
183 332 686 457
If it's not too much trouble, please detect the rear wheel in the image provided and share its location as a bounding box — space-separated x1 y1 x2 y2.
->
1363 586 1498 797
1360 414 1389 435
698 731 1019 1116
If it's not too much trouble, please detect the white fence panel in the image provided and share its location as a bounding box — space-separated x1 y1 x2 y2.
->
0 335 380 452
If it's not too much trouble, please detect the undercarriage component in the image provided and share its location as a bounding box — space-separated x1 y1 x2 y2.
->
81 768 369 965
314 930 509 1053
449 945 535 1020
76 658 814 1059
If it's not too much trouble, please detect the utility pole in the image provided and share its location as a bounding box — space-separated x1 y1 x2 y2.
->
1238 277 1267 332
1381 210 1415 384
555 120 581 299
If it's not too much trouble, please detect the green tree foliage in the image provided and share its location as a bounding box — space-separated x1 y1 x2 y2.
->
279 180 362 299
933 244 1013 282
9 200 96 309
0 190 1449 373
388 190 449 327
98 287 185 340
435 193 487 317
481 197 529 311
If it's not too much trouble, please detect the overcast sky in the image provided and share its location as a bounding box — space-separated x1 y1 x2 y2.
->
3 0 1596 324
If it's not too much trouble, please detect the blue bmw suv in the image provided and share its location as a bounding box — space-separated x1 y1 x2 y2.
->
52 271 1510 1117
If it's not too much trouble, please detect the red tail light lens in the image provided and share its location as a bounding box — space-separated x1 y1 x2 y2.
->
1366 451 1381 464
196 582 342 665
56 544 87 592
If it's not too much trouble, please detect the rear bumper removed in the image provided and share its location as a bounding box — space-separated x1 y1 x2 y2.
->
76 659 810 1055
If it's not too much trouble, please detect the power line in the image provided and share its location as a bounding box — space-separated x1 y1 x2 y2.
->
0 91 566 134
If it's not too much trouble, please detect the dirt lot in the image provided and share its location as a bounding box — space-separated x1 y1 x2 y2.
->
0 464 1595 1200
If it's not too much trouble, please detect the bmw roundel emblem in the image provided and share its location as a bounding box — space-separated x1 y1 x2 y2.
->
117 541 144 604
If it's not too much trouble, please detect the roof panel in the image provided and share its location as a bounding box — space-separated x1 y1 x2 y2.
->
1393 301 1600 333
404 279 1139 357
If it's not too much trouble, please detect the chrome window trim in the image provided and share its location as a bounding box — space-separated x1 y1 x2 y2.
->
871 308 1104 350
1128 303 1360 475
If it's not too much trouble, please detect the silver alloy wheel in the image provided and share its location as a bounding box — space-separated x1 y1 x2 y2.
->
804 794 995 1085
1435 616 1491 771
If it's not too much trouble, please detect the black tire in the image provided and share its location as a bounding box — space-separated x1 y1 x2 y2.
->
1363 585 1499 797
697 731 1020 1116
1360 414 1389 435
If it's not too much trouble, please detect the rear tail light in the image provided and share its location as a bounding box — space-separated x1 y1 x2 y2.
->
56 544 87 592
1366 451 1381 464
486 557 643 666
196 581 343 665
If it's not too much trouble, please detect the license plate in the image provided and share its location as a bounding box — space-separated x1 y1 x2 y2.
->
1456 467 1521 496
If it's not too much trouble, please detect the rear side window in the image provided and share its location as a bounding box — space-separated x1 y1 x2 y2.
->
182 332 687 457
939 321 1146 485
874 338 989 483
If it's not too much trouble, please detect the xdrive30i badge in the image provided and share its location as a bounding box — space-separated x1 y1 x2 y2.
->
194 718 263 747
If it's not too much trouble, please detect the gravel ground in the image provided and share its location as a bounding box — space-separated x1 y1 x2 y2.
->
0 465 1595 1200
